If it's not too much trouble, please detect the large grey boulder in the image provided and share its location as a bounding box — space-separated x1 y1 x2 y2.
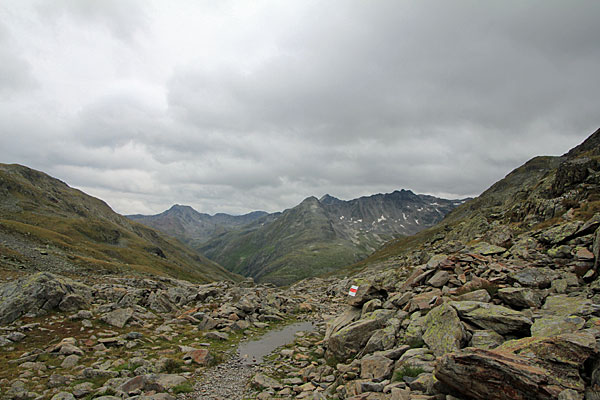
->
100 308 134 328
422 303 465 356
449 301 532 335
0 272 90 324
327 311 393 361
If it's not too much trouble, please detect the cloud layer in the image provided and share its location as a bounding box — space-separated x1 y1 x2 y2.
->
0 1 598 215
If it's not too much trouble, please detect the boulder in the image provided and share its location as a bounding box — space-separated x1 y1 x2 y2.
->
470 330 504 349
251 373 282 390
509 267 557 289
183 348 213 365
408 289 442 312
542 294 596 317
531 315 586 337
427 271 450 288
347 282 386 307
324 307 361 341
360 354 394 381
469 242 507 255
539 221 584 245
327 317 386 361
498 332 597 391
100 308 134 328
497 287 546 309
0 272 90 324
455 289 491 303
436 348 565 399
449 301 532 335
422 303 465 356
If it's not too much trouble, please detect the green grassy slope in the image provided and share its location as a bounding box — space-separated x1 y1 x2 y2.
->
0 163 237 283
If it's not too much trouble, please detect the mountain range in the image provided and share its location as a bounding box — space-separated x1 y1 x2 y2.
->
131 190 465 285
350 127 600 274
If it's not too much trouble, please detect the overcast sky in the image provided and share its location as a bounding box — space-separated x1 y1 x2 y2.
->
0 1 598 215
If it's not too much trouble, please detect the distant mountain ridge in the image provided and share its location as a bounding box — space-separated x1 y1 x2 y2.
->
131 190 464 285
0 163 237 283
128 205 269 249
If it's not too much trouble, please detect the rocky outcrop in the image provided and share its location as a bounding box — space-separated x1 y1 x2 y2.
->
0 272 90 324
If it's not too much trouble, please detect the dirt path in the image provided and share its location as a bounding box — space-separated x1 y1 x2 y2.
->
182 356 256 400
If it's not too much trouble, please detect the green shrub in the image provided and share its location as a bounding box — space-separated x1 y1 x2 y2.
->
172 383 194 394
393 364 425 381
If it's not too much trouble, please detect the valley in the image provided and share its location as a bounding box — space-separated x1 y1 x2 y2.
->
0 128 599 400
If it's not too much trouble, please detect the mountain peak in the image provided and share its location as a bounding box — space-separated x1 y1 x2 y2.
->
565 127 600 158
319 194 342 204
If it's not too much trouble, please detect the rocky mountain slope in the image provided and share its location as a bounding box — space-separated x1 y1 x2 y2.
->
253 127 599 399
0 164 236 283
199 190 464 286
127 205 269 249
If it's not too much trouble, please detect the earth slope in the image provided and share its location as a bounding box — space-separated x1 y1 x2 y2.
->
199 190 464 285
0 163 236 283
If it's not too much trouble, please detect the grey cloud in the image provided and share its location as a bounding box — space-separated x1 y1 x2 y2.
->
37 0 148 41
0 1 598 215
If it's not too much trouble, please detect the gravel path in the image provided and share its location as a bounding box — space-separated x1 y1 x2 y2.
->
182 356 257 400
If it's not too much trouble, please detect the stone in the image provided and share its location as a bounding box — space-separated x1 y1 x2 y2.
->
559 389 584 400
362 299 383 316
509 267 557 288
422 303 465 356
51 393 75 400
0 272 90 324
7 331 26 342
252 373 282 390
497 287 545 309
347 282 386 307
203 331 229 340
539 221 583 245
59 343 84 356
469 242 507 255
408 289 442 312
72 382 94 398
427 271 450 288
436 348 564 399
402 313 426 348
345 380 386 396
183 348 214 365
59 294 88 312
100 308 134 328
531 315 586 337
470 330 504 349
325 307 363 340
327 317 385 361
455 289 491 303
498 332 597 391
154 373 188 389
449 301 532 335
542 294 596 317
360 354 394 381
361 324 397 355
61 354 80 369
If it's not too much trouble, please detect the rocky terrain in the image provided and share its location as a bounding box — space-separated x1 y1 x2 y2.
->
198 191 464 285
0 271 340 400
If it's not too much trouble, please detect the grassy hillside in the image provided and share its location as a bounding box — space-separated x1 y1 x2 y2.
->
0 164 237 283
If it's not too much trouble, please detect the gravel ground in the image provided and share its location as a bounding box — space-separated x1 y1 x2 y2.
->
182 356 257 400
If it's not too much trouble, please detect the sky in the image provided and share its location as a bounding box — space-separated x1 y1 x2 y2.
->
0 1 598 215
